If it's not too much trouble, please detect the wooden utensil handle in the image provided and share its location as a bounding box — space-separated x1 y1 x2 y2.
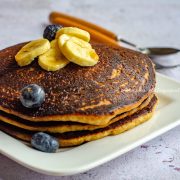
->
51 17 120 47
49 11 117 40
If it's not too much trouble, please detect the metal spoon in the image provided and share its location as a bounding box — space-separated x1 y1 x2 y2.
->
118 38 180 69
119 38 180 56
155 63 180 70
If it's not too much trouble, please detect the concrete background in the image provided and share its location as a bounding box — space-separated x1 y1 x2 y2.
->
0 0 180 179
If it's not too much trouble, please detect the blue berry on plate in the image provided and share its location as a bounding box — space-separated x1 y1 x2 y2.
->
20 84 45 108
31 132 59 153
43 24 63 41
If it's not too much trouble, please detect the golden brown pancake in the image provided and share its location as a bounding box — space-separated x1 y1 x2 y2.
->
0 95 157 147
0 94 154 133
0 43 155 125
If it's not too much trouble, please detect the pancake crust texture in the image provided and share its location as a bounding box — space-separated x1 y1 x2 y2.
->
0 42 156 125
0 94 154 133
0 95 157 147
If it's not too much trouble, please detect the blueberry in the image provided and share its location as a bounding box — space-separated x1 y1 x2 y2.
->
31 132 59 153
20 84 45 108
43 24 63 41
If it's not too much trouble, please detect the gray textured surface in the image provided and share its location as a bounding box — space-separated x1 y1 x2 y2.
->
0 0 180 179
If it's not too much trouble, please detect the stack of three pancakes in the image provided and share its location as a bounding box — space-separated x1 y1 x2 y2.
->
0 43 157 147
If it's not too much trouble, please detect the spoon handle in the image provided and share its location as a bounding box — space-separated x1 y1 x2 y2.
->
117 37 137 48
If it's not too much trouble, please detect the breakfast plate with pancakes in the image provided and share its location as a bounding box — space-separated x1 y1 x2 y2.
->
0 26 180 176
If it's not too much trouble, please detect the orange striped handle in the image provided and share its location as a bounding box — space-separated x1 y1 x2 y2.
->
49 11 117 41
51 17 120 47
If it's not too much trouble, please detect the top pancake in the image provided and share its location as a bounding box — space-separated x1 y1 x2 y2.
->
0 42 155 125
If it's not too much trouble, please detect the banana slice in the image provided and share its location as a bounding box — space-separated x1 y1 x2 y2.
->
50 39 59 49
56 27 90 42
58 34 71 49
58 34 92 50
60 36 99 66
15 39 50 66
38 48 69 71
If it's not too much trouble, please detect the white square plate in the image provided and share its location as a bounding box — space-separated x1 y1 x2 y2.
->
0 73 180 176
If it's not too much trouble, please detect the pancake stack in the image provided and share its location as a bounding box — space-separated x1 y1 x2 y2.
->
0 42 157 147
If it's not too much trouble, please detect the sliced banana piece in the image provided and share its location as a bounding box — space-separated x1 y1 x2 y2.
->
15 39 50 66
60 36 99 66
50 39 59 49
58 34 71 48
58 34 92 50
56 27 90 42
38 48 69 71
